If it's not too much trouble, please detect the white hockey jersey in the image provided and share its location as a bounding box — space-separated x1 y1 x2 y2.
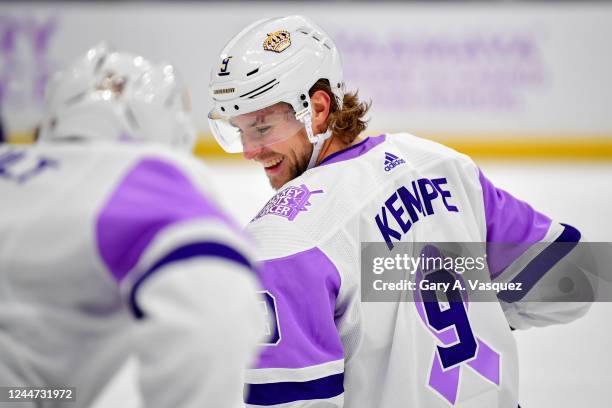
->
244 133 585 408
0 142 263 408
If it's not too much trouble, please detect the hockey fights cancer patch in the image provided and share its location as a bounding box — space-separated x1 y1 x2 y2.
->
252 184 323 222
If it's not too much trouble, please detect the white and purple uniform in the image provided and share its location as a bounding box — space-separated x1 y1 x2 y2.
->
244 133 585 408
0 142 263 408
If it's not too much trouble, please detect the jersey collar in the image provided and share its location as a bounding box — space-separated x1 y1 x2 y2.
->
317 134 386 167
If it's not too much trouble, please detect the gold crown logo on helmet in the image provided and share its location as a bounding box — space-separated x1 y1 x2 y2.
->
263 30 291 53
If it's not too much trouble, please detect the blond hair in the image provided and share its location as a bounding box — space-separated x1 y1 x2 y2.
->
309 79 371 145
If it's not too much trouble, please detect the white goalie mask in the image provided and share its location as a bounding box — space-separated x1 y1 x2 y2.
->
208 15 343 168
39 43 196 153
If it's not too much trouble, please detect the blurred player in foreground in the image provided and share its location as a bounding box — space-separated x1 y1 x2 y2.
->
208 15 598 408
0 45 263 408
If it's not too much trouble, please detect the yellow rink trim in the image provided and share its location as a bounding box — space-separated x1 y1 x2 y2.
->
418 133 612 161
194 132 612 161
8 131 612 160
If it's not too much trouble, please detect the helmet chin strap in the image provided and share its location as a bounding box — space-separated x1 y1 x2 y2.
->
302 112 333 170
307 129 332 170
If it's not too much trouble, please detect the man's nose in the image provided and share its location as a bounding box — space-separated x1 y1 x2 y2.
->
243 145 263 160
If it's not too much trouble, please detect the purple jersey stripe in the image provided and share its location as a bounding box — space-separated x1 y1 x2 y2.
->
96 158 235 283
129 241 253 318
318 134 386 167
255 247 343 369
497 223 581 303
245 372 344 406
479 169 553 278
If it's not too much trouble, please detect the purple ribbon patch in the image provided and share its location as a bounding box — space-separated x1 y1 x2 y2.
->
253 184 323 222
426 337 500 404
414 246 501 405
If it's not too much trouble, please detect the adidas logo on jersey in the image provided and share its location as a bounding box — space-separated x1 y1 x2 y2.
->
384 152 405 172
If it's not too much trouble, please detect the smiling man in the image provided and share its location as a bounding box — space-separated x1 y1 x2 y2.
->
230 102 313 189
209 15 591 408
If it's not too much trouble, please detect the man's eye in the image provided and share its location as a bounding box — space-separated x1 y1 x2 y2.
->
256 126 271 135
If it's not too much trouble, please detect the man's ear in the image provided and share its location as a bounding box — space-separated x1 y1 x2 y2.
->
309 90 331 135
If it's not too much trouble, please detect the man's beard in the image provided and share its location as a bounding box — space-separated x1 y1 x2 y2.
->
293 143 312 179
269 143 313 191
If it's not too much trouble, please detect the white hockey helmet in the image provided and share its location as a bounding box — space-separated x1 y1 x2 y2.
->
208 15 343 157
39 43 196 152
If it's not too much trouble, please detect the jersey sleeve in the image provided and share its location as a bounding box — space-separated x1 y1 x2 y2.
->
94 156 265 407
135 255 264 408
94 156 251 315
244 247 345 407
478 169 592 328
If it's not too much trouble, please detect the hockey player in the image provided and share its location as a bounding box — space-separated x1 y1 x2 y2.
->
208 16 599 408
0 45 263 408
